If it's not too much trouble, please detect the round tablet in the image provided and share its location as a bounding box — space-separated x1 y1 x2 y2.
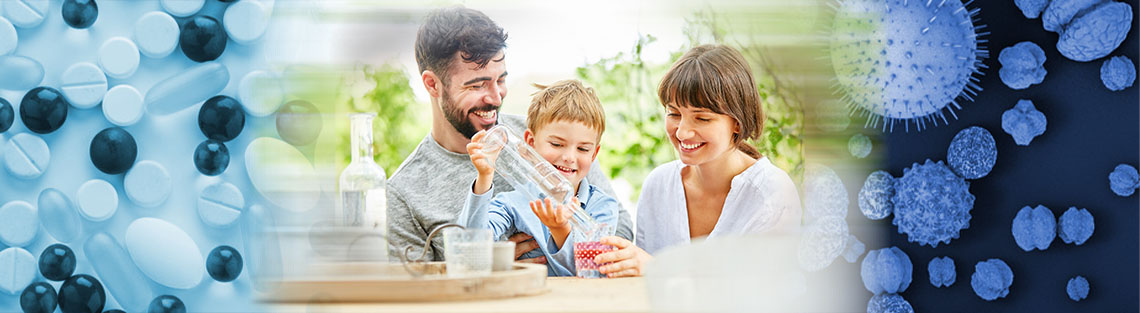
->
76 179 118 221
0 201 38 247
223 0 269 44
3 133 50 179
124 160 172 208
134 11 179 58
238 71 283 117
198 182 244 228
160 0 204 17
0 247 36 295
61 62 108 109
0 17 17 55
103 85 144 126
2 0 49 28
99 37 140 79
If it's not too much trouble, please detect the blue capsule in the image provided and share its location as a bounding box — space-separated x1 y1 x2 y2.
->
62 0 98 29
39 244 76 281
90 127 137 174
0 97 12 133
199 95 245 142
276 100 323 146
179 16 227 62
58 274 105 313
206 245 243 282
194 140 230 176
20 87 70 134
147 295 186 313
20 282 57 313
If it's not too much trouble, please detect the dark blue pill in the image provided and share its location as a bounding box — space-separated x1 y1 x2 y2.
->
39 243 77 281
62 0 98 29
206 245 243 282
147 295 186 313
0 97 13 133
90 127 137 174
19 87 69 134
20 282 57 313
194 139 229 176
58 274 105 313
102 310 126 313
198 95 245 142
276 100 322 146
179 15 227 62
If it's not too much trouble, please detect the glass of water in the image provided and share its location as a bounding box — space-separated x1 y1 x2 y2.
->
443 228 493 278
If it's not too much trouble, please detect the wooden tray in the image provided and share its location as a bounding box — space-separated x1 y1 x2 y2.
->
262 262 549 302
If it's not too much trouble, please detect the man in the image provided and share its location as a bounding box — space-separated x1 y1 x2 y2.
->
386 6 633 262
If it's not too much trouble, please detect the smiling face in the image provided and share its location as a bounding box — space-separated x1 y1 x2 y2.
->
525 120 601 190
665 104 740 166
439 51 508 139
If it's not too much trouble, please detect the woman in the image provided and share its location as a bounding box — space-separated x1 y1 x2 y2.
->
595 44 801 277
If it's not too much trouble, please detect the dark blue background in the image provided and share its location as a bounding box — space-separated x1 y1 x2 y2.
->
869 0 1139 312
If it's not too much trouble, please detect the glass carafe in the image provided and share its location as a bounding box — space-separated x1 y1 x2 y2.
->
338 113 387 228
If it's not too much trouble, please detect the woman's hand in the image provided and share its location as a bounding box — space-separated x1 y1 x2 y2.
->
595 236 653 277
466 130 495 194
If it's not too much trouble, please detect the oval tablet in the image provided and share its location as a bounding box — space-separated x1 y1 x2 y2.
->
0 17 16 55
85 232 154 312
3 133 50 180
37 188 82 243
134 11 179 58
124 160 172 208
0 247 36 295
76 179 117 221
160 0 204 17
99 37 140 79
0 55 44 91
0 201 37 247
2 0 49 28
103 84 144 126
61 62 108 109
125 218 204 289
198 181 244 228
145 62 229 116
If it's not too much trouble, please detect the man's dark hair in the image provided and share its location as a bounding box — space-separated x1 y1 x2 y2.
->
414 6 508 86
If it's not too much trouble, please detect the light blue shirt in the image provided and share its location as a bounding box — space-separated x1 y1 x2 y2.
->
459 177 619 276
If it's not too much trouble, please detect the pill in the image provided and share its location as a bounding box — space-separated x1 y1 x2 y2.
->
238 71 284 117
0 201 38 247
198 182 244 228
20 86 69 134
61 0 98 29
241 204 283 291
38 244 76 281
0 17 16 55
85 232 154 312
61 62 108 109
180 15 227 62
2 0 49 28
102 85 144 126
0 98 12 133
90 127 137 174
198 95 245 142
3 133 49 179
223 0 269 44
145 62 229 116
76 179 117 222
57 274 105 313
37 188 82 243
160 0 204 17
99 37 140 79
0 247 36 295
244 137 320 212
0 55 44 90
134 11 179 58
149 295 186 313
19 281 57 313
194 139 229 176
206 245 242 282
124 160 172 208
125 217 205 289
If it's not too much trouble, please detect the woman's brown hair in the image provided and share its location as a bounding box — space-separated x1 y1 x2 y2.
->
657 44 764 159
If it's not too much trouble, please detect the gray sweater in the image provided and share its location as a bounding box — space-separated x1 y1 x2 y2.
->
386 113 633 261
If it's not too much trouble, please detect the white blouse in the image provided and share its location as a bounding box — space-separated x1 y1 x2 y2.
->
635 158 802 255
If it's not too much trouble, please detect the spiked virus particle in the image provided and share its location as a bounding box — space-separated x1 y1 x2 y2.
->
1109 164 1139 196
1011 205 1057 251
947 126 997 179
1101 55 1136 91
797 216 849 272
1058 207 1094 245
830 0 988 132
849 133 872 158
1044 0 1133 62
804 164 848 221
928 256 956 288
1067 276 1089 301
1016 0 1050 18
998 41 1047 90
867 293 914 313
843 233 866 263
859 170 895 220
971 258 1013 301
861 246 913 295
892 160 975 247
1001 99 1047 146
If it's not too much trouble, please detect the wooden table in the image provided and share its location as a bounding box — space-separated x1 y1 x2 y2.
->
270 277 651 313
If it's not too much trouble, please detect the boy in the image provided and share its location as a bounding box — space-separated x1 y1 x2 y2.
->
458 79 618 276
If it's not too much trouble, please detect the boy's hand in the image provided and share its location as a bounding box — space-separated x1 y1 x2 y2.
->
529 197 576 249
466 130 495 194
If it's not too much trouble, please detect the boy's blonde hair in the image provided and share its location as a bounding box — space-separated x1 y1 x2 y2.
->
527 79 606 139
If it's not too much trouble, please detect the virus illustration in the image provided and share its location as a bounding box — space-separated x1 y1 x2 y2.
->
797 216 850 272
867 293 915 313
1042 0 1133 62
998 41 1047 90
1001 99 1047 146
1101 55 1136 91
804 164 849 221
1058 207 1094 245
891 159 976 247
861 246 913 295
928 256 956 288
830 0 988 132
843 233 866 263
1109 163 1139 196
1067 276 1090 301
971 258 1013 301
1011 205 1057 251
849 133 872 158
946 126 997 179
858 170 895 220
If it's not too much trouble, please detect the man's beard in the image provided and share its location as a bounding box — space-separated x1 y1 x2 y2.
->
440 88 499 139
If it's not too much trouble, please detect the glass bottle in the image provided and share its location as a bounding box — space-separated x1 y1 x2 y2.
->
338 113 387 228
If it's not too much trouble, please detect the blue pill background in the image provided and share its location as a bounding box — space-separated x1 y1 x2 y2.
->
0 1 277 312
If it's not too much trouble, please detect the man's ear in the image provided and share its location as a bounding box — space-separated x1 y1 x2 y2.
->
422 70 442 98
524 129 535 146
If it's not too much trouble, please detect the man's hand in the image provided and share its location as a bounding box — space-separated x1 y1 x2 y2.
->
507 232 546 264
466 130 495 194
